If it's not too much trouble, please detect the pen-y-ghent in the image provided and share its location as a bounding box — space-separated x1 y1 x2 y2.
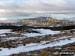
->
0 0 75 56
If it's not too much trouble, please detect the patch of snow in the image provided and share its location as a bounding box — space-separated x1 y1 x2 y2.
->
40 41 50 44
1 37 26 41
26 43 38 46
22 33 44 37
22 29 60 37
26 41 50 47
0 34 6 37
0 37 75 56
0 29 18 35
33 29 60 35
58 36 72 39
0 29 11 34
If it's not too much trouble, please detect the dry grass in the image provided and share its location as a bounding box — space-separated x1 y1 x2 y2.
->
10 42 75 56
0 28 75 56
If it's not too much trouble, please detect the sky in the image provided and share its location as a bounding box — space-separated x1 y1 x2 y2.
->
0 0 75 16
0 0 75 22
0 0 75 23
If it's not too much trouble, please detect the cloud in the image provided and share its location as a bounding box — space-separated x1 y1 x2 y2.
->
0 0 75 16
42 0 66 6
0 18 7 20
0 18 18 23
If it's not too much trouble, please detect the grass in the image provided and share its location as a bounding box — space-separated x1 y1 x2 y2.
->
0 29 74 56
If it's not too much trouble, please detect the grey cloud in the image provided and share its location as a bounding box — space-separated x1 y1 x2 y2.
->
0 0 75 16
